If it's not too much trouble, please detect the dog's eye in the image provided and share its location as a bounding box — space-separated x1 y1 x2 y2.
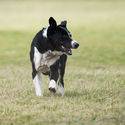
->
69 33 72 37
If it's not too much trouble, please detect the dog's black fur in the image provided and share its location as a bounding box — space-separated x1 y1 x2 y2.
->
30 17 79 96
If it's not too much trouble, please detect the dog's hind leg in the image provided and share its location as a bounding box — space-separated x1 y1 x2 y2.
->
58 54 67 96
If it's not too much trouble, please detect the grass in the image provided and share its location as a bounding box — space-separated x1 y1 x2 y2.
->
0 0 125 125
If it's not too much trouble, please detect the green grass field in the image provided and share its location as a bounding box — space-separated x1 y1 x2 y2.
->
0 0 125 125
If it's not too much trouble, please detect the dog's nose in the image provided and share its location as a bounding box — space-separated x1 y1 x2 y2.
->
71 41 79 49
74 43 79 49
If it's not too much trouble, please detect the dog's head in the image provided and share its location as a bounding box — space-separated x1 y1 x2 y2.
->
47 17 79 55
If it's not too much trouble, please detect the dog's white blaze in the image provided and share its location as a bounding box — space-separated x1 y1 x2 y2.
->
71 40 78 48
58 84 65 96
43 28 48 38
33 73 42 96
49 79 57 90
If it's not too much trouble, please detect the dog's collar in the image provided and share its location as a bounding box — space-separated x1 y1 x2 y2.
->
43 27 48 38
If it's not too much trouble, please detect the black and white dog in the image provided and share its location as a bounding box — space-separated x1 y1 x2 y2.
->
30 17 79 96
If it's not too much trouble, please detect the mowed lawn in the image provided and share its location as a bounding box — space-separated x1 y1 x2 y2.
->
0 0 125 125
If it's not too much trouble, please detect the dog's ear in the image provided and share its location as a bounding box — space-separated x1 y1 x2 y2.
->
49 17 57 27
60 20 67 27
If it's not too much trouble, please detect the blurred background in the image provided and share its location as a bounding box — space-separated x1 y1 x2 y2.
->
0 0 125 67
0 0 125 125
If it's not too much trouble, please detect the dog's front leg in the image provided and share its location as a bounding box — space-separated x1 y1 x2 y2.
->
49 61 59 93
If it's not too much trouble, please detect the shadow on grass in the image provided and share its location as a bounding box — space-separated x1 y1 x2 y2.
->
65 90 88 98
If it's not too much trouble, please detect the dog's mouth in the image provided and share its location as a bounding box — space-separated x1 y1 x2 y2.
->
61 46 72 55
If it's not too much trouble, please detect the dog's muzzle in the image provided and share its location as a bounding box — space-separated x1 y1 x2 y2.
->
61 40 79 55
71 40 79 49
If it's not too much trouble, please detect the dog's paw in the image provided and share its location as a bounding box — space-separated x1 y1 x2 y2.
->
49 80 57 93
49 87 56 93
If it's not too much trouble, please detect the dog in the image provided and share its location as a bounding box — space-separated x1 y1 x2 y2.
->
30 17 79 96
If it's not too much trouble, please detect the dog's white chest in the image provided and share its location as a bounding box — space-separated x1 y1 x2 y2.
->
34 47 63 74
41 50 62 66
40 51 62 73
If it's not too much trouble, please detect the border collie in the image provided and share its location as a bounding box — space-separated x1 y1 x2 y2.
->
30 17 79 96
